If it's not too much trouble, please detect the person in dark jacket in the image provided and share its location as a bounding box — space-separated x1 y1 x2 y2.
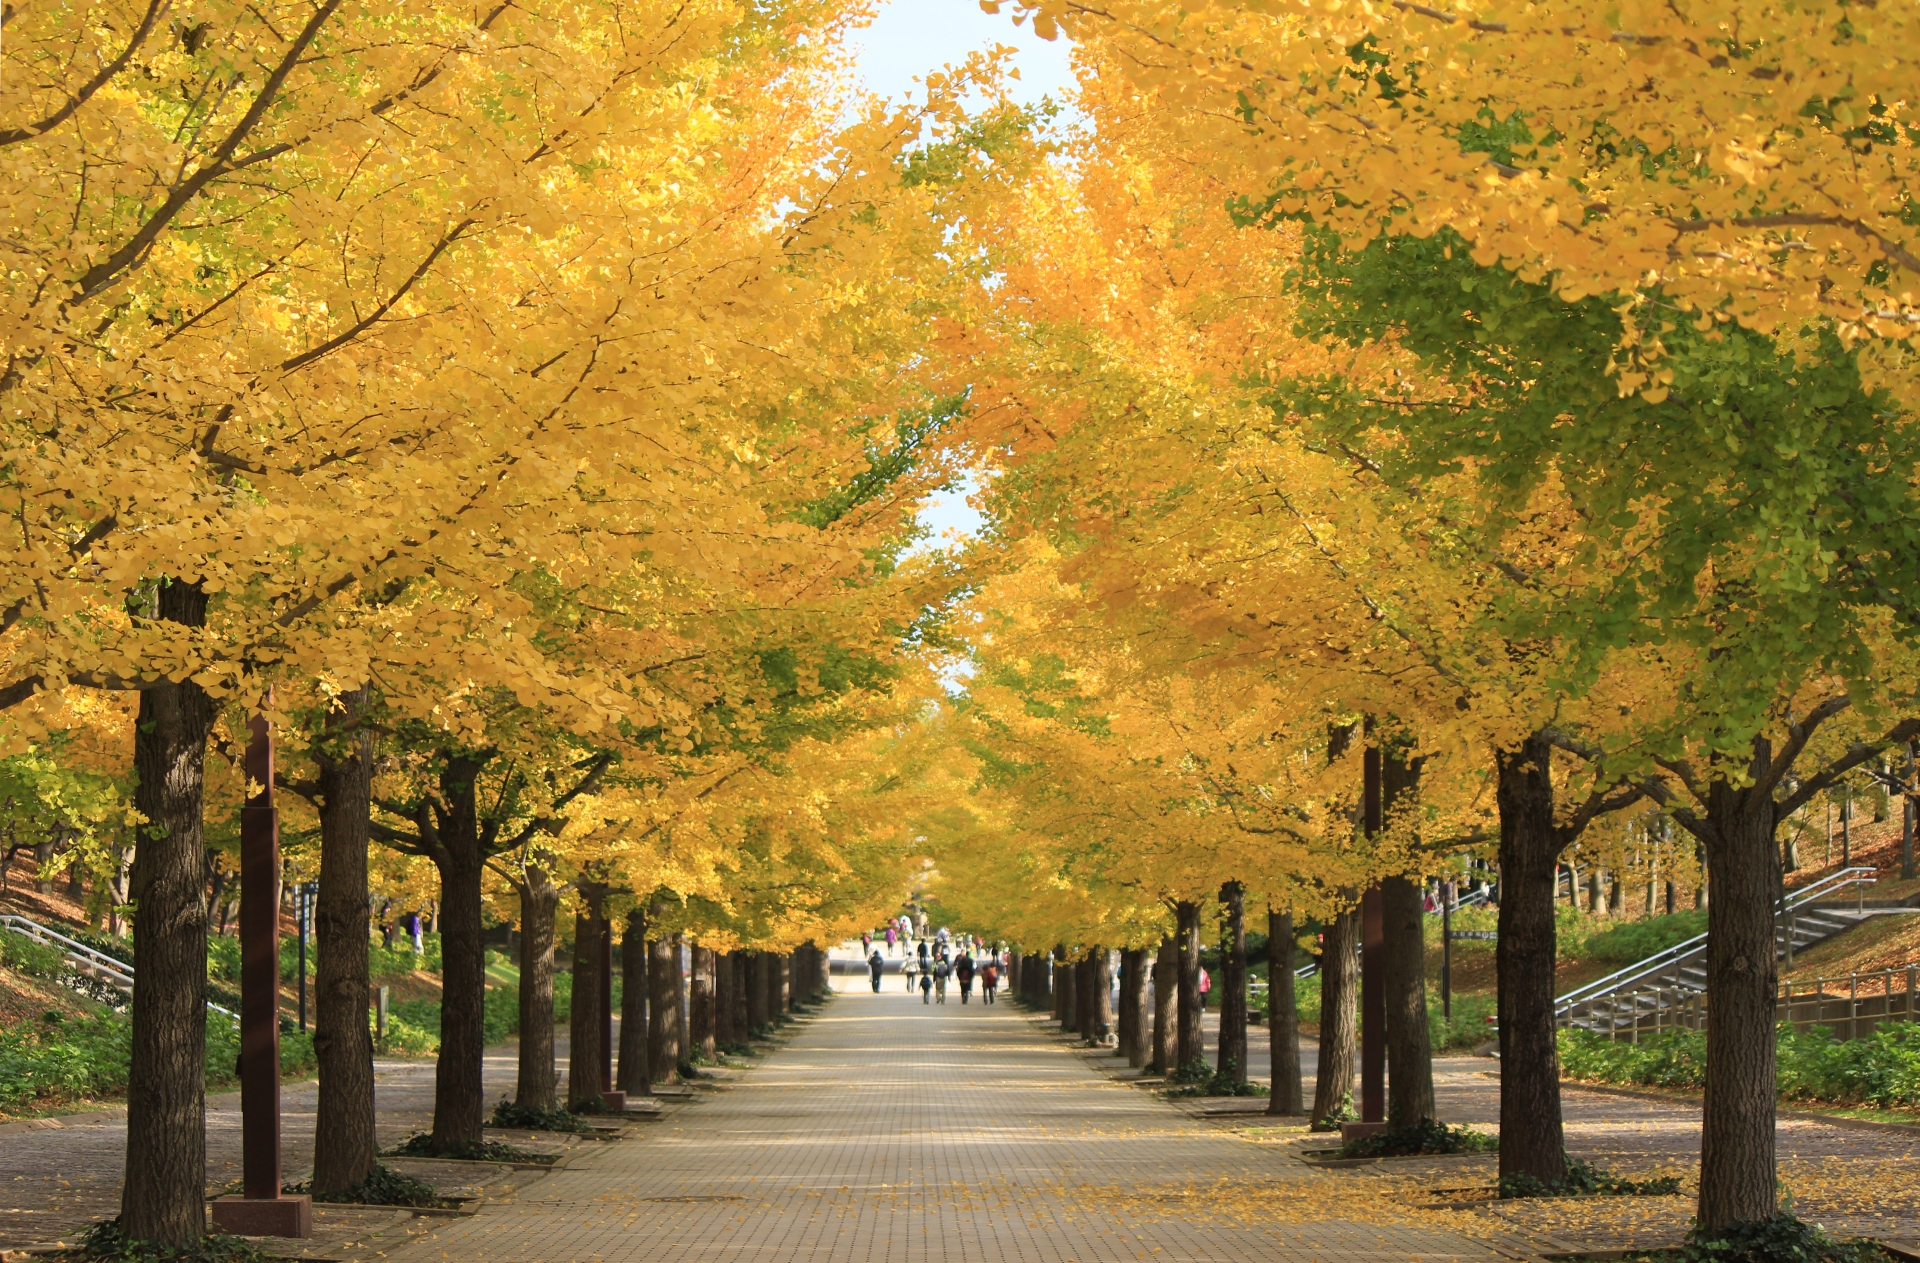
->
868 950 885 993
955 952 975 1004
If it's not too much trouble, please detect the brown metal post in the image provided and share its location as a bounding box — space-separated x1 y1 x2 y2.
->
212 704 313 1236
240 711 283 1200
1360 742 1385 1124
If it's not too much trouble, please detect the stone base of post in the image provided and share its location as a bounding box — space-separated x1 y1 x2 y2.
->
1339 1121 1388 1143
599 1090 628 1112
211 1193 314 1238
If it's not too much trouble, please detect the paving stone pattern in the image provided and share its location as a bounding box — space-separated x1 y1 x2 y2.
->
378 983 1501 1263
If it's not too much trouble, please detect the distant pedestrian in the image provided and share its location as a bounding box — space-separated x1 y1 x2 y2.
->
868 951 885 993
885 925 897 955
862 932 873 956
1198 966 1212 1011
920 968 933 1003
981 962 998 1004
917 939 930 966
955 952 975 1004
380 921 395 951
933 957 950 1004
404 911 423 955
904 959 917 992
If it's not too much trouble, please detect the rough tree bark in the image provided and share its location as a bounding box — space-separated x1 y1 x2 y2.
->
1175 901 1202 1072
1266 908 1303 1115
1694 757 1780 1228
691 945 716 1060
714 951 736 1049
1382 875 1434 1127
648 921 681 1085
1059 948 1075 1028
771 951 789 1016
426 754 489 1151
1217 883 1248 1084
1495 734 1570 1187
568 898 606 1109
617 905 648 1095
311 687 377 1194
121 579 215 1245
745 952 768 1033
513 865 561 1108
1310 908 1359 1127
1151 937 1177 1074
1122 947 1149 1066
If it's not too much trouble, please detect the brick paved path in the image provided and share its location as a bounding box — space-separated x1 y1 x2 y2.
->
377 982 1502 1263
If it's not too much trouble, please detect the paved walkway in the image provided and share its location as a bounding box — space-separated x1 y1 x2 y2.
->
373 982 1502 1263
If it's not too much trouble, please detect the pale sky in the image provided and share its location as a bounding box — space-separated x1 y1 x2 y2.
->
850 0 1078 121
848 0 1072 548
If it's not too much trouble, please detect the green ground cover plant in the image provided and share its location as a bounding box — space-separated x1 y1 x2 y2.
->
1560 1022 1920 1109
1337 1118 1497 1158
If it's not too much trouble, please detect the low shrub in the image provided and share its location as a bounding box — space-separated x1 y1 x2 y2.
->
491 1098 594 1132
1499 1156 1680 1199
1338 1117 1496 1158
1664 1213 1886 1263
206 936 241 983
1165 1058 1267 1098
1429 992 1497 1052
1560 1021 1920 1109
70 1218 274 1261
388 985 518 1048
387 1132 543 1163
290 1163 452 1208
1584 912 1709 965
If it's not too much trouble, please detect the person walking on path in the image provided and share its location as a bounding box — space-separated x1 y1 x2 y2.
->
981 961 998 1004
868 950 885 993
885 925 897 955
1198 966 1212 1011
955 952 975 1004
919 967 933 1004
904 957 918 992
404 910 424 955
933 955 950 1004
862 931 873 956
917 939 930 970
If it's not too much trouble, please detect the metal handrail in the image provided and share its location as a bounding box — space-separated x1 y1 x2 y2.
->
1 911 235 1018
1 913 136 987
1554 866 1876 1018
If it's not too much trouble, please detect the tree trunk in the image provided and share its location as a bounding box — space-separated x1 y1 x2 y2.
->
1151 938 1177 1073
312 688 377 1194
1696 742 1781 1229
714 951 736 1050
691 945 716 1060
676 935 693 1058
745 952 768 1033
122 579 215 1245
772 950 789 1017
567 906 605 1109
1311 908 1359 1127
513 866 560 1108
1175 900 1202 1072
817 941 833 999
648 930 681 1085
1382 874 1434 1127
1121 947 1149 1067
618 906 649 1095
1267 909 1303 1115
1218 882 1248 1084
1056 947 1077 1030
426 753 489 1152
1495 734 1568 1187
